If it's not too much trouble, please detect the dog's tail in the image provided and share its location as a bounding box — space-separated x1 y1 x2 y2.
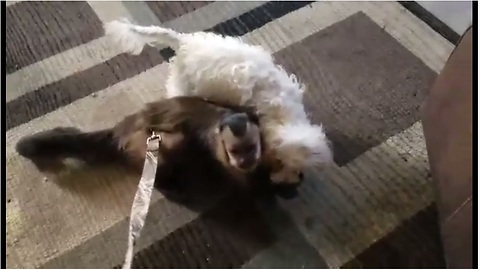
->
104 19 182 55
15 127 123 170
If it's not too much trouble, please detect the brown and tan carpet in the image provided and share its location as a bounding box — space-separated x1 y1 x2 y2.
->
5 1 455 268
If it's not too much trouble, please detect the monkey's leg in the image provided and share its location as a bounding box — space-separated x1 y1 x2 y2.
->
153 162 191 203
151 132 192 203
16 127 119 173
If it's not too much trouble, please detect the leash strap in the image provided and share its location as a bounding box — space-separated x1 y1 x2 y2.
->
122 132 161 269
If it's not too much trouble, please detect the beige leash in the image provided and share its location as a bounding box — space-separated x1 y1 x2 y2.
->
122 132 161 269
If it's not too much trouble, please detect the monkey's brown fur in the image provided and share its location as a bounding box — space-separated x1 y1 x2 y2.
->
16 96 300 200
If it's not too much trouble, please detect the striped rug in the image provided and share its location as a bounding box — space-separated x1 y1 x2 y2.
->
5 1 455 268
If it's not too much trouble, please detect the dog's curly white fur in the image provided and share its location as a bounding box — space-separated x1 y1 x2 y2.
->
104 20 333 184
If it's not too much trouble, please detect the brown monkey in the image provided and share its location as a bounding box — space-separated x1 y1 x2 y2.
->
15 96 302 200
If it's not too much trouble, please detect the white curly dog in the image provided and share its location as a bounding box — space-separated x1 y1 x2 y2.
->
104 20 333 185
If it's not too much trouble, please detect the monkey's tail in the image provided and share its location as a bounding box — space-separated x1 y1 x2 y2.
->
15 127 123 166
104 19 182 55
